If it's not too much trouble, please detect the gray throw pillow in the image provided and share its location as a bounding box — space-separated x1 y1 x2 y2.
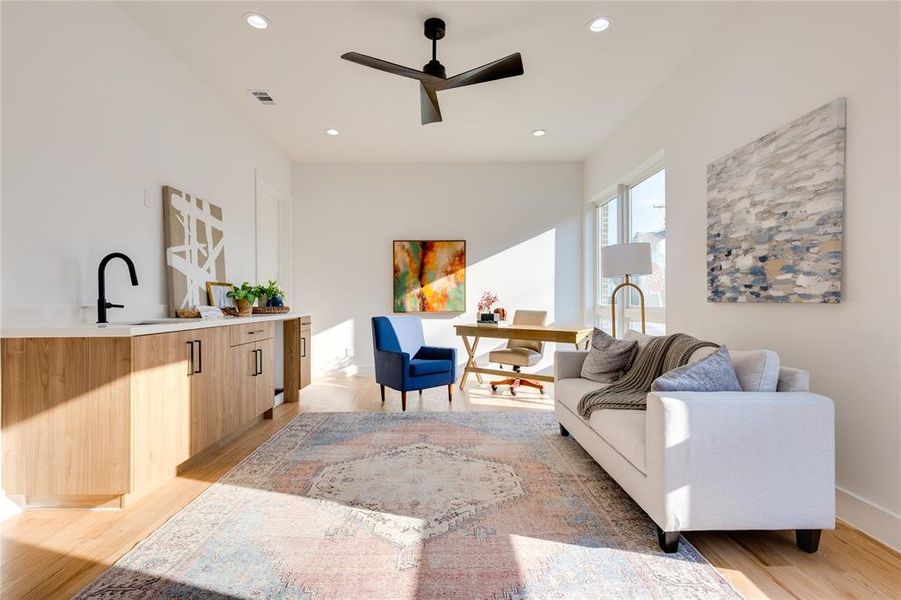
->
581 328 639 383
651 346 742 392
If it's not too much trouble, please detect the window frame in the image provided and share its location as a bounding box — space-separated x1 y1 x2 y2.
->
588 152 666 336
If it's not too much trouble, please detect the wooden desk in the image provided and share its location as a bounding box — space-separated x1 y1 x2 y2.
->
453 323 592 389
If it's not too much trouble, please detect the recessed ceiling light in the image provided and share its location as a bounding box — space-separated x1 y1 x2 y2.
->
532 129 547 137
325 128 340 136
244 13 270 30
587 17 611 33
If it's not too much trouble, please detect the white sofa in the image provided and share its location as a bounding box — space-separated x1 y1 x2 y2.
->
554 331 835 553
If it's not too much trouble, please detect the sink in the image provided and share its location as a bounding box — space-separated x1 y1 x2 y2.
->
102 319 178 327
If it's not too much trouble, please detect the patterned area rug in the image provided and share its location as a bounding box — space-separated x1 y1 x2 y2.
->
78 412 739 599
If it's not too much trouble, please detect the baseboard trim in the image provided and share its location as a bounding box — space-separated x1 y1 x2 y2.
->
836 486 901 551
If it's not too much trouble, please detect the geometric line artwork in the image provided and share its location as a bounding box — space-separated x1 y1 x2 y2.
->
162 186 227 313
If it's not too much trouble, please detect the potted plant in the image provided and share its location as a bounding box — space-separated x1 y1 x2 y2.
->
227 281 258 317
254 280 286 307
476 291 500 323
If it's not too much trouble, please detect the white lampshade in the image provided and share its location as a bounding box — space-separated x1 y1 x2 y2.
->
601 243 652 277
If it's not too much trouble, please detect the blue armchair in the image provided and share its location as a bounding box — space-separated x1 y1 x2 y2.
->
371 316 456 411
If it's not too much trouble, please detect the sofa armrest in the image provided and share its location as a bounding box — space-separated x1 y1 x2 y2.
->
646 391 835 532
555 351 588 381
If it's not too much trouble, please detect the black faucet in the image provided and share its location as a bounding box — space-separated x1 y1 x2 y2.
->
97 252 139 324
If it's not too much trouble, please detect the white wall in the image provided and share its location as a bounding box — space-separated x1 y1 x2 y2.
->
0 1 292 322
292 163 582 377
583 2 900 547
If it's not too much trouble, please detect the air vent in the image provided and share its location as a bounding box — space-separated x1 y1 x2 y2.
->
249 90 276 105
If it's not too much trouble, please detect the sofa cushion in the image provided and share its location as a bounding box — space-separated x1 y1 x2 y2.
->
581 328 638 383
625 332 780 392
623 329 655 348
409 358 452 376
652 346 742 392
556 378 646 473
730 350 780 392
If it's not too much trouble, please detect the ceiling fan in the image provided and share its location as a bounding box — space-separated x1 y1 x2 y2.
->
341 17 524 125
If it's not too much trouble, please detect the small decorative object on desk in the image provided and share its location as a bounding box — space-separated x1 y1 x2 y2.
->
227 281 258 317
493 307 507 321
175 308 201 318
477 290 500 323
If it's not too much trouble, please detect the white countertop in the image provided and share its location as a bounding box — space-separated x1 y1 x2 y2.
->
1 311 311 338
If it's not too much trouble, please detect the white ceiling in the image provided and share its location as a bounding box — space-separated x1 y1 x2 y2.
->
120 2 738 162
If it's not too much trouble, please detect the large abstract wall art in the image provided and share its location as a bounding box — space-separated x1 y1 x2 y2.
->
707 98 846 303
393 241 466 312
163 186 227 314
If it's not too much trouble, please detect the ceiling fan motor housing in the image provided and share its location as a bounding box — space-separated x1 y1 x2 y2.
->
424 17 446 41
423 60 446 78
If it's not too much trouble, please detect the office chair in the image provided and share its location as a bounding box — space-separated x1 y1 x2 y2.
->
488 309 548 395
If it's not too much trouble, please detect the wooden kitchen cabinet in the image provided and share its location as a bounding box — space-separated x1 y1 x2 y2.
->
228 337 274 427
1 315 307 509
131 330 192 498
300 317 312 390
187 326 231 455
1 337 132 504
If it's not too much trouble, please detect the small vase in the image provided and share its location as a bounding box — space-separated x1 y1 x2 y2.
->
267 295 284 307
257 294 269 308
235 299 253 317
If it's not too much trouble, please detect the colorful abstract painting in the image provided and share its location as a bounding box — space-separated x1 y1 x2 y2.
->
707 98 845 303
393 240 465 312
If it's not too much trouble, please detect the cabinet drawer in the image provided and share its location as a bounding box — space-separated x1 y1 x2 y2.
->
229 321 275 346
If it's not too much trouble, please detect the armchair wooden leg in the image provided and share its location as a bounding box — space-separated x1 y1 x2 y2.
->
447 383 453 402
796 529 822 553
380 384 385 403
401 391 407 412
656 526 680 553
559 424 569 437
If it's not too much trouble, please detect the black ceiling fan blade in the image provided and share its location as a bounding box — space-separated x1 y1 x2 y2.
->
420 83 442 125
341 52 443 84
439 52 524 91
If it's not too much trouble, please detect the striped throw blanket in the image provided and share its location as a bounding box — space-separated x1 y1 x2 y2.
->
577 333 718 417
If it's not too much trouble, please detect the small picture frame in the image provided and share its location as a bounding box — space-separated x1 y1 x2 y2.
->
206 281 236 308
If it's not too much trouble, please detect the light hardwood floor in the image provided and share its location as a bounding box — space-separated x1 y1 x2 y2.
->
2 376 899 599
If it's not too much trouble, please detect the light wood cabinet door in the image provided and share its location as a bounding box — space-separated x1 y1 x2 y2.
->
254 338 276 416
188 326 230 455
229 342 260 428
131 331 192 496
1 337 132 497
300 326 312 389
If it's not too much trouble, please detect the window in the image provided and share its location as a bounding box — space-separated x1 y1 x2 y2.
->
594 167 666 335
